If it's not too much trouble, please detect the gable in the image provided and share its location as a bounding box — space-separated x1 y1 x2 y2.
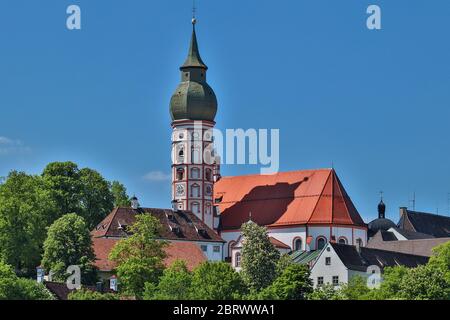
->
214 169 366 230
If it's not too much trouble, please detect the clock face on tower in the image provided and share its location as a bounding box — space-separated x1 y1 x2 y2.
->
176 184 185 196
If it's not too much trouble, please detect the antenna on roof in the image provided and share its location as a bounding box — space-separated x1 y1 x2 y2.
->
408 192 416 211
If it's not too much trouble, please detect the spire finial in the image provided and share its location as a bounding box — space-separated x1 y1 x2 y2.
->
192 0 197 25
380 190 384 201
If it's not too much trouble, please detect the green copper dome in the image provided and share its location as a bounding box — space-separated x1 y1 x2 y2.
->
170 22 217 122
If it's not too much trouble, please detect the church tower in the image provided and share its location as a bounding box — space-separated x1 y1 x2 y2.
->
170 18 220 229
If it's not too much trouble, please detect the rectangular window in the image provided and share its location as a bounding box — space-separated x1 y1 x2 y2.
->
332 276 339 286
213 246 220 253
317 277 324 287
201 245 208 252
325 257 331 265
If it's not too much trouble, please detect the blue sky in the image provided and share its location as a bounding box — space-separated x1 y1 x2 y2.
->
1 0 450 222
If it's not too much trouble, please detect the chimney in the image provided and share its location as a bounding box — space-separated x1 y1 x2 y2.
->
399 207 408 219
356 240 361 254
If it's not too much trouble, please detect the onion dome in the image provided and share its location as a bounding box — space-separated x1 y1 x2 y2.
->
169 19 218 122
368 198 396 236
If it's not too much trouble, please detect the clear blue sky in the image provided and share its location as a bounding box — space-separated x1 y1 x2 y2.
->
1 0 450 223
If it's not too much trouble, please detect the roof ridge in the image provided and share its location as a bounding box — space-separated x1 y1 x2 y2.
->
333 171 354 225
219 168 333 179
408 210 450 219
307 170 333 224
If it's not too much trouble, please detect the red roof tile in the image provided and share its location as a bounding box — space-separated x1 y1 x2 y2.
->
269 237 291 249
214 169 366 230
92 238 207 272
91 207 224 243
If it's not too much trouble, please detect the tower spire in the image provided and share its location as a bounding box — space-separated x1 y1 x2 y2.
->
378 191 386 219
181 10 207 70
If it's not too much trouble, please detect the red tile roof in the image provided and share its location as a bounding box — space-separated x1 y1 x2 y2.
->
92 238 207 272
214 169 366 230
269 237 291 249
91 207 224 243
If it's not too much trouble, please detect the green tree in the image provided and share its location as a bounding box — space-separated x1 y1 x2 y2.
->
308 284 344 300
339 275 371 300
41 213 97 284
258 264 313 300
0 262 53 300
0 171 57 273
370 266 409 300
42 162 82 217
111 181 131 207
240 221 280 292
190 261 246 300
68 288 118 300
143 260 192 300
109 214 167 299
428 241 450 286
42 162 116 229
78 168 114 229
398 264 449 300
276 253 293 277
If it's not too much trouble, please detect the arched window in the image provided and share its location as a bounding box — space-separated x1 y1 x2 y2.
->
176 168 184 181
205 185 213 196
235 252 241 268
317 237 327 250
178 148 184 163
191 202 200 214
338 237 348 245
228 241 236 257
205 168 212 181
356 238 363 247
293 238 303 251
191 184 200 197
191 167 200 179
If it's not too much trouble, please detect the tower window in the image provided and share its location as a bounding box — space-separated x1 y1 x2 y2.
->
205 185 212 195
191 202 200 213
178 148 184 162
205 203 212 214
191 167 200 179
205 168 212 181
191 184 200 197
176 168 184 181
338 237 348 245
